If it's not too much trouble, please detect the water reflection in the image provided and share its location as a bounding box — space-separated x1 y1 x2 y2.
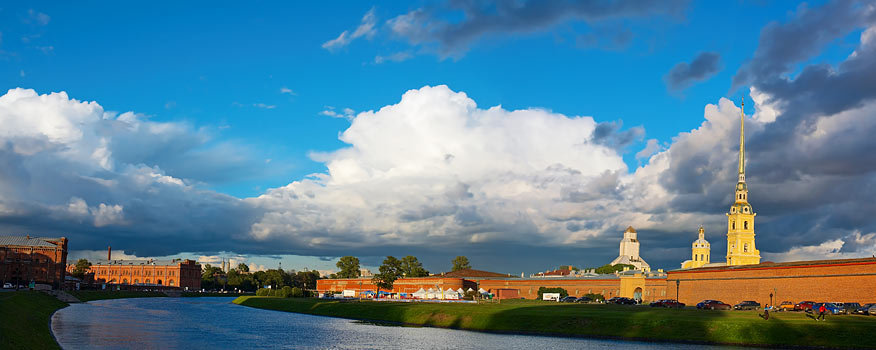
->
53 297 753 350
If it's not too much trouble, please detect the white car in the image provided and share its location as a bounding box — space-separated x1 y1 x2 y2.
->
869 305 876 316
2 283 12 289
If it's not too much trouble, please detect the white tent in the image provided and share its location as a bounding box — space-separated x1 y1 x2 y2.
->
426 288 437 299
445 288 459 299
466 288 474 292
412 288 428 299
456 288 465 295
478 288 488 294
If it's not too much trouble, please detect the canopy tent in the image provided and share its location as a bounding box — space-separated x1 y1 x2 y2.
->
467 288 474 292
445 288 459 299
456 288 465 295
412 288 428 299
478 288 488 294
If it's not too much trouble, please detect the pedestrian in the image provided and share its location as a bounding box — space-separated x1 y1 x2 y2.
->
763 304 770 320
816 303 827 321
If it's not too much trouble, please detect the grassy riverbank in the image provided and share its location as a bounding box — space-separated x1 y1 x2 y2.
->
0 291 67 350
181 291 249 297
67 290 166 302
234 296 876 348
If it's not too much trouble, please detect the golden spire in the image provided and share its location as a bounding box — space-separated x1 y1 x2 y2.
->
738 97 745 182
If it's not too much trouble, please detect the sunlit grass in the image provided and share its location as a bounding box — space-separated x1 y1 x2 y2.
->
234 296 876 348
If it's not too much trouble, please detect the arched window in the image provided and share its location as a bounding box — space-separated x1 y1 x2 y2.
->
744 221 749 230
157 279 162 285
700 254 704 261
122 279 128 284
169 280 175 286
744 243 749 253
134 279 139 284
732 222 736 230
694 254 698 261
145 279 151 284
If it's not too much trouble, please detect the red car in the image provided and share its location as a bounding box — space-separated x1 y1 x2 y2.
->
701 300 731 310
794 301 815 311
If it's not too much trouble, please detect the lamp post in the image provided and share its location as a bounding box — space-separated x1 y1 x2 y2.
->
675 279 680 309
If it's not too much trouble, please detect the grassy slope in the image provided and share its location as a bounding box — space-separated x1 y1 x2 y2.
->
234 297 876 348
0 291 68 350
67 290 166 302
181 292 248 297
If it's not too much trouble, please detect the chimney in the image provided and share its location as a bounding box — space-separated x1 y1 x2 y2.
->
108 246 112 261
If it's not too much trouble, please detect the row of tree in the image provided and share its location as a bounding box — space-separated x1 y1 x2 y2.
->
333 255 472 279
200 263 320 292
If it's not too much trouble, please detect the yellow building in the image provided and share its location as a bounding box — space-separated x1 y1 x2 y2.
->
681 226 711 269
726 98 761 266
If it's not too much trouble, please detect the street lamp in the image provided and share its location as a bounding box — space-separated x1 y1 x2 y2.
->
675 279 680 309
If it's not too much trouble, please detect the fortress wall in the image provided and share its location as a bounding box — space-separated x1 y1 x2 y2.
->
667 258 876 306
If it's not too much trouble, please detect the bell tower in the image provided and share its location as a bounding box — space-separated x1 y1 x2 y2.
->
726 97 760 266
682 226 711 269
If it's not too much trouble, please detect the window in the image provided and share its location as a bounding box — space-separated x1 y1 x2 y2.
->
700 254 704 261
732 222 736 230
695 255 698 261
744 221 749 230
744 243 749 253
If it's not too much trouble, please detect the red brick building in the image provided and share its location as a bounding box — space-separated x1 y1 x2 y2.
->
88 258 201 290
0 236 68 289
667 257 876 307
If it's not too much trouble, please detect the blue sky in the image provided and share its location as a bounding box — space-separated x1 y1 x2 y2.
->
5 1 796 196
2 1 876 274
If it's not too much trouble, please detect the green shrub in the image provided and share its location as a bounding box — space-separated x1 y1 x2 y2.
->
290 287 304 298
256 288 270 296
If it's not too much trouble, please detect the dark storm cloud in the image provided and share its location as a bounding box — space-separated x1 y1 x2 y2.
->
664 52 722 91
591 121 644 150
732 0 874 91
388 0 688 56
647 0 876 264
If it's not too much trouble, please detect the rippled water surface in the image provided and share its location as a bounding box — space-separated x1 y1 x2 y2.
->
52 297 751 350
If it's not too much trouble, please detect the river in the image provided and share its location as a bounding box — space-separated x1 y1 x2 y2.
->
52 297 752 349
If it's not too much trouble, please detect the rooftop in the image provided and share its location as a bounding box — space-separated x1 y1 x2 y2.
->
672 257 876 272
439 268 514 278
0 235 66 247
90 259 197 267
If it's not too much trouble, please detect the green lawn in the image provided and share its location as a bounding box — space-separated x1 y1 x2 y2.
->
234 297 876 348
181 291 248 297
0 291 68 350
67 290 166 302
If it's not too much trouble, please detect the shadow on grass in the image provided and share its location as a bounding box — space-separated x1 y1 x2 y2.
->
233 297 876 348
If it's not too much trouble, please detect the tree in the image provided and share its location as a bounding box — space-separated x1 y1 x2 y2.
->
237 263 250 272
371 256 403 296
71 259 92 279
593 263 636 274
451 256 471 271
336 256 361 278
400 255 429 277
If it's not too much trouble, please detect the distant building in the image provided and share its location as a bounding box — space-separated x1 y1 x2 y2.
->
680 226 711 269
88 248 200 290
0 235 68 289
609 226 650 271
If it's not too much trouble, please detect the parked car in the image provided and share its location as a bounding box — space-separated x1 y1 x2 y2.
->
696 300 716 309
810 303 844 315
795 301 816 311
2 283 12 289
838 302 861 315
869 304 876 316
575 296 593 303
700 300 731 310
612 297 637 305
734 301 761 310
777 301 795 311
651 299 685 308
853 303 875 315
559 296 578 303
606 297 622 304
